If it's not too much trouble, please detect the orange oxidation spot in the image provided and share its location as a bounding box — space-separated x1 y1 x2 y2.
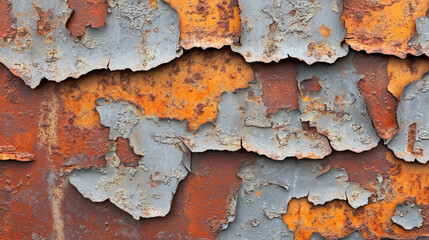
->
318 24 331 37
0 0 17 41
254 189 261 197
66 0 109 36
60 48 253 131
164 0 241 49
341 0 429 58
387 56 429 99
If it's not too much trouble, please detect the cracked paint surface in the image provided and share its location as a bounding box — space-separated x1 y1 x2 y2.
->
231 0 348 64
388 73 429 163
297 51 380 152
341 0 429 58
164 0 241 49
0 0 182 88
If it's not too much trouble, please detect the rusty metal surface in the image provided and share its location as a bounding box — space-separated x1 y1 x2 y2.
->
164 0 241 49
231 0 349 64
0 145 35 162
391 200 424 230
388 73 429 163
0 0 182 88
296 51 380 152
341 0 429 58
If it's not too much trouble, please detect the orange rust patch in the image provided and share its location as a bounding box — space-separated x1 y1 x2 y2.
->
0 145 35 162
35 6 55 37
283 145 429 239
66 0 109 36
318 24 331 37
59 48 253 131
0 0 16 41
407 122 423 157
353 53 398 140
115 137 140 166
306 41 335 59
341 0 429 58
164 0 241 49
387 56 429 99
255 60 299 114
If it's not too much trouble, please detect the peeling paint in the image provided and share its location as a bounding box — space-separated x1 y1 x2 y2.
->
388 72 429 163
0 145 35 162
297 51 380 152
231 0 348 64
66 0 109 36
0 0 182 88
391 200 424 230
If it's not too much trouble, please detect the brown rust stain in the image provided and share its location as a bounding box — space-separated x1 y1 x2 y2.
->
299 76 321 95
283 144 429 239
387 56 429 99
318 24 331 37
0 145 35 162
407 122 423 157
66 0 109 37
60 48 253 131
0 0 16 42
35 6 55 37
353 53 398 140
164 0 241 49
115 137 140 166
255 60 299 114
341 0 429 58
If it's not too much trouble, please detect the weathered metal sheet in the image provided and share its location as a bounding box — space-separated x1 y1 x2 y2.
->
409 14 429 57
297 52 380 152
164 0 241 49
311 231 365 240
388 72 429 163
341 0 429 58
0 0 182 88
70 100 190 219
387 56 429 100
0 145 35 161
283 144 429 239
217 157 371 239
391 200 424 230
231 0 348 64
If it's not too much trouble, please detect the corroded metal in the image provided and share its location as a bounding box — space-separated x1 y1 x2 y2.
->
0 145 35 161
0 0 182 88
231 0 348 64
164 0 241 49
388 72 429 163
391 200 424 230
341 0 429 58
297 52 380 152
409 14 429 57
216 157 371 239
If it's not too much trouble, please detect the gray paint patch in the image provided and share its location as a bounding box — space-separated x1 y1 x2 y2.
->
409 15 429 57
216 157 372 239
232 0 348 64
296 51 379 152
388 72 429 163
0 0 182 88
391 200 424 230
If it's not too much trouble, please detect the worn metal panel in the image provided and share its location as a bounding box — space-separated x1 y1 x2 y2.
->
388 72 429 163
231 0 348 64
66 0 109 36
341 0 429 58
296 51 380 152
0 0 182 88
164 0 241 49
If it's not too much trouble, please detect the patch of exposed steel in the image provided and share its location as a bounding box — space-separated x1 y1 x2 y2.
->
388 72 429 163
0 0 182 88
0 145 35 162
231 0 348 64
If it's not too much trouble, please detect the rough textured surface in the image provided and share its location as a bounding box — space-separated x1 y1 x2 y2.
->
409 14 429 57
231 0 348 64
0 0 182 88
391 200 424 230
297 52 380 152
216 157 371 239
341 0 429 58
387 56 429 100
0 145 35 162
164 0 241 49
388 73 429 163
66 0 109 36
